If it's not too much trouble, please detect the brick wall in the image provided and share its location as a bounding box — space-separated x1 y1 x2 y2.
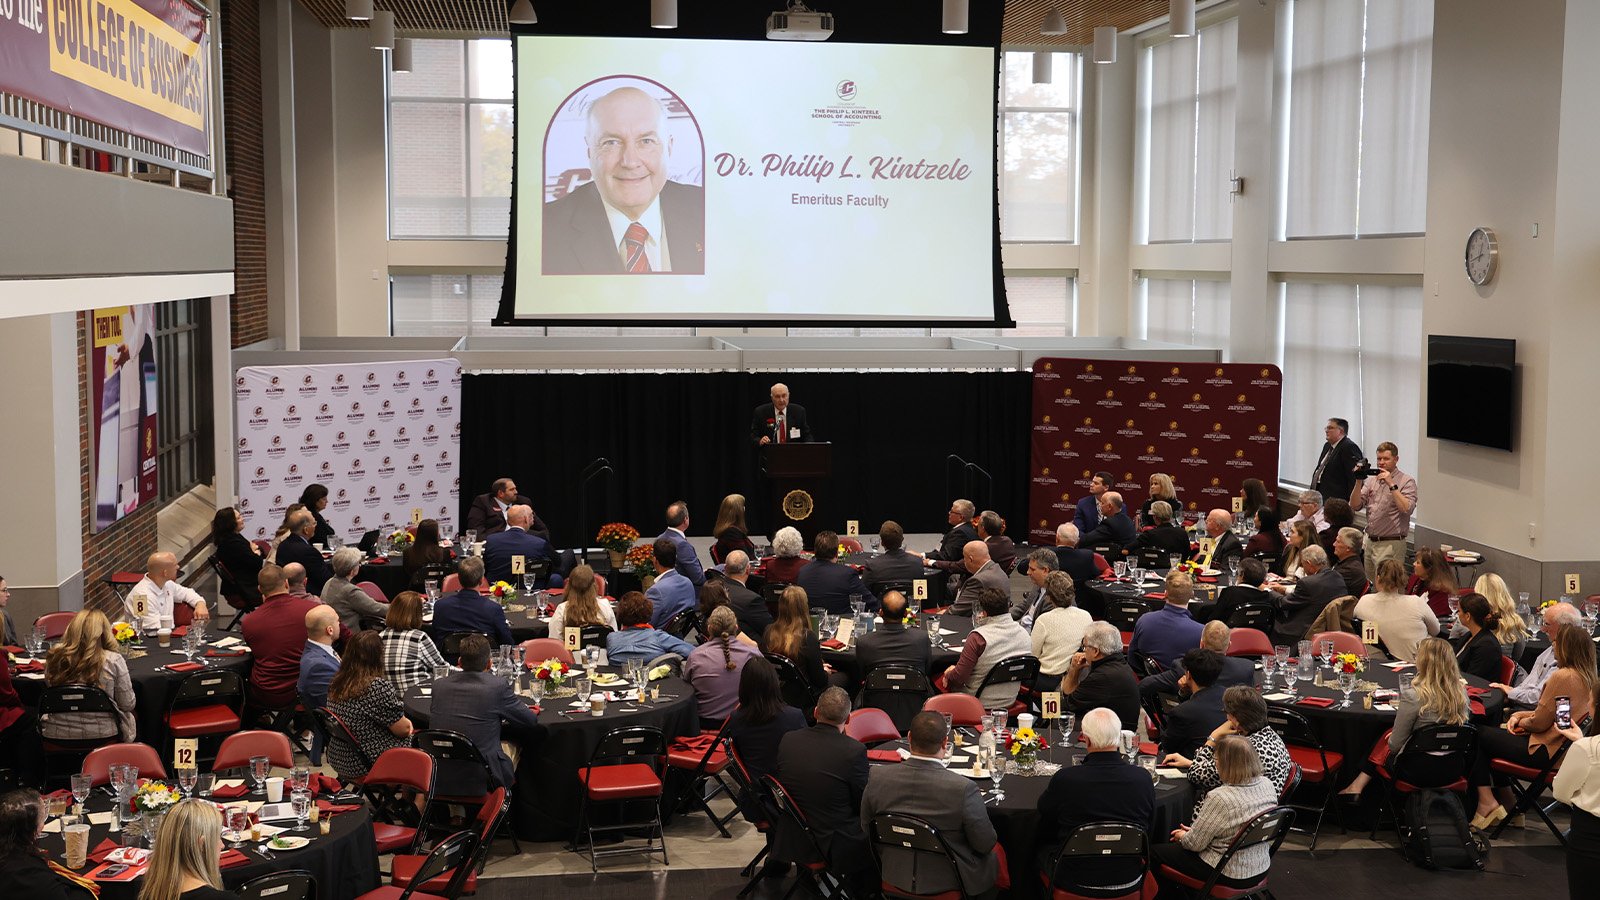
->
77 312 158 616
223 0 268 348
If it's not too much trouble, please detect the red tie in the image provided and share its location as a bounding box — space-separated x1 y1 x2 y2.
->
622 222 652 273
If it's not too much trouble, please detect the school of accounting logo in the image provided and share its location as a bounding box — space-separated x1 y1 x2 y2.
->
1076 417 1101 436
1227 448 1253 469
1036 361 1060 381
1203 422 1232 443
298 374 318 396
300 433 320 456
1052 492 1074 512
812 79 882 126
1100 389 1123 409
1117 418 1144 438
1160 421 1187 440
1078 364 1101 382
1182 393 1211 413
837 80 857 101
1054 387 1078 407
1031 466 1059 487
1100 442 1121 462
1205 367 1233 388
1182 448 1210 467
315 403 335 426
407 453 425 475
1119 365 1146 385
1228 393 1257 414
1250 367 1280 388
1161 367 1190 386
1036 415 1059 434
1249 424 1277 444
1138 445 1164 464
1139 391 1167 411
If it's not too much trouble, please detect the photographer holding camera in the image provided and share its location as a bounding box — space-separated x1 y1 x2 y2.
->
1348 441 1417 579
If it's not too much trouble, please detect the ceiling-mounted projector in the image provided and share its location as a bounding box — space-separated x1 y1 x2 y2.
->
767 1 833 40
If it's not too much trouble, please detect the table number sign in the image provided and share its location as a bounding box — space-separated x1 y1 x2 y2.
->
846 520 859 537
1041 692 1062 719
131 593 148 621
834 618 855 646
564 627 582 651
1362 620 1379 645
912 579 928 600
173 738 198 769
1567 573 1582 594
511 555 525 575
1231 496 1244 514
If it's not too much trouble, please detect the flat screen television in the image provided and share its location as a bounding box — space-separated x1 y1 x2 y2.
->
1426 335 1515 451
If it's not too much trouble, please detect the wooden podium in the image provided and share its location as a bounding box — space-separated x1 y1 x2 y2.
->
760 442 832 544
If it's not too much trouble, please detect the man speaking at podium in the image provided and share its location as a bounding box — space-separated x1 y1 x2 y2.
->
751 382 811 445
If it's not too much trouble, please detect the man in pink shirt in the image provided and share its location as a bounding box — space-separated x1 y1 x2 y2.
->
1349 441 1417 580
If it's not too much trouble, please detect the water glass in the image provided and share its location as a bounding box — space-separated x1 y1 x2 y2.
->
1447 595 1461 619
108 763 130 797
1262 655 1277 688
1168 554 1181 572
1296 656 1315 685
1319 640 1334 663
988 756 1006 800
908 597 922 618
927 615 941 644
1227 558 1240 583
1113 561 1128 579
249 755 271 793
522 574 536 594
195 772 215 798
177 766 198 797
71 773 92 810
530 678 546 705
1118 730 1138 765
1131 567 1145 584
850 595 865 617
226 807 250 848
328 533 343 551
1273 645 1290 667
1337 672 1357 708
291 789 312 832
424 579 440 599
575 676 592 704
464 530 477 548
433 664 451 681
28 624 46 657
290 766 311 793
870 537 881 554
1139 753 1159 784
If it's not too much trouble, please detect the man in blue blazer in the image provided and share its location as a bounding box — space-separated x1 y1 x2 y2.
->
276 509 333 595
483 505 561 587
427 634 545 794
432 557 513 647
297 605 342 765
657 500 705 586
646 537 697 629
1073 472 1112 535
795 530 877 614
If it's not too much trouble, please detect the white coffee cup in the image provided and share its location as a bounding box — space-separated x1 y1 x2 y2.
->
265 776 284 803
1017 713 1036 733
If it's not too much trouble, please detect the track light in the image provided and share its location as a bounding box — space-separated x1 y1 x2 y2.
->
1170 0 1195 37
345 0 372 21
1093 26 1117 64
942 0 968 35
1041 8 1066 36
369 10 394 50
509 0 537 25
651 0 677 29
1032 51 1052 84
392 37 413 72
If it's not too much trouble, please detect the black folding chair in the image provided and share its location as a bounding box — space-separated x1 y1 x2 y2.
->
37 685 121 786
1107 599 1157 637
765 652 819 721
1044 822 1152 900
762 582 790 617
412 729 522 855
764 775 853 900
441 631 490 665
664 608 698 641
727 747 778 899
973 654 1040 717
868 581 916 601
208 556 259 631
1154 807 1295 899
869 812 973 900
1371 722 1478 844
1227 602 1278 631
237 870 316 900
578 624 614 649
386 830 478 900
312 707 375 784
861 664 933 733
665 718 739 838
1488 715 1591 844
1135 548 1174 570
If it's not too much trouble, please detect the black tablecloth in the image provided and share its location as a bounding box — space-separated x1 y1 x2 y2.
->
354 558 413 601
423 608 550 645
13 646 254 750
403 670 700 841
820 617 973 687
35 792 380 900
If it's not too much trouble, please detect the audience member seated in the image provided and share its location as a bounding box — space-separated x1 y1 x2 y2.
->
1125 500 1190 563
1031 573 1092 682
276 509 333 595
721 551 772 641
762 586 830 693
1062 622 1141 730
1270 546 1345 644
1208 558 1271 625
1198 510 1243 569
1081 492 1137 553
1476 573 1531 662
724 657 807 783
1496 602 1583 708
657 500 707 587
926 499 982 566
1035 523 1113 592
1156 649 1228 759
42 609 135 742
1451 592 1507 683
321 547 388 632
1469 624 1598 829
282 562 313 601
941 587 1032 707
1238 478 1271 524
861 711 1001 899
324 631 413 783
1170 686 1292 811
140 797 240 900
0 575 14 647
1339 638 1468 803
126 551 210 631
1130 571 1204 670
606 592 694 665
1353 559 1439 662
430 633 545 794
775 688 872 892
1406 547 1459 619
1035 707 1154 876
762 527 808 585
1317 498 1355 561
1278 521 1319 578
547 565 616 635
1139 473 1183 529
0 645 41 787
1330 528 1369 597
465 477 547 539
1244 509 1284 563
973 510 1019 573
861 521 927 585
267 504 305 565
1284 490 1327 535
1140 621 1254 706
432 557 512 648
484 504 560 588
242 563 327 710
795 530 877 614
946 540 1009 617
710 493 758 565
1012 548 1060 624
854 591 931 682
300 483 337 548
645 538 698 629
379 591 447 693
402 518 452 590
211 506 264 604
698 581 757 647
0 788 98 898
298 605 342 714
685 607 760 727
1152 736 1278 893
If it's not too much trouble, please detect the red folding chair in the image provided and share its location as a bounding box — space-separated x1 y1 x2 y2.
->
214 731 295 774
165 671 246 754
1225 628 1274 658
35 611 76 640
519 637 572 666
358 581 389 604
390 788 508 894
665 719 739 838
575 726 668 872
923 693 985 728
1040 822 1154 900
352 830 476 900
362 747 437 854
1309 631 1367 657
82 743 168 787
1154 807 1295 899
845 708 901 746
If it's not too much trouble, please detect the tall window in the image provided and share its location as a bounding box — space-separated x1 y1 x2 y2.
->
152 299 213 503
1143 277 1230 346
1278 281 1422 484
389 39 514 238
1141 18 1238 242
1284 0 1433 238
1000 51 1080 243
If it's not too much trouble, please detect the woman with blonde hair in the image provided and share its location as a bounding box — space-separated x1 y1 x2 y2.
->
1139 473 1181 528
1353 559 1440 661
761 585 827 692
42 609 135 741
710 494 757 564
548 565 616 635
1278 520 1319 578
1474 573 1530 660
1338 637 1469 800
138 799 237 900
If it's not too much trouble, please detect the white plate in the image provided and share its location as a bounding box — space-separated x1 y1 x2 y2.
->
267 836 311 851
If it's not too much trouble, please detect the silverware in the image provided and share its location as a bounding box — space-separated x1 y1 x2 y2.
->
256 844 276 859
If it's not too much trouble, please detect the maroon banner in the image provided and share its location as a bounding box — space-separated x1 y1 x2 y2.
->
0 0 210 157
1027 359 1283 545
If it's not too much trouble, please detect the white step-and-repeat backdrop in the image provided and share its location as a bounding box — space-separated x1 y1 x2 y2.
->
234 360 463 543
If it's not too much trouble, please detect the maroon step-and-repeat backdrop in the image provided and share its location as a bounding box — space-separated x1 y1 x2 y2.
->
1027 359 1284 545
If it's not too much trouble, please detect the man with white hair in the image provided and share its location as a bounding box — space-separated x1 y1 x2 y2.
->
126 551 209 631
925 499 979 563
1061 621 1140 730
1035 522 1112 586
1081 491 1136 553
275 508 333 594
1270 545 1346 643
1331 527 1369 597
751 381 811 445
1285 490 1328 533
1199 509 1243 568
1495 601 1584 708
543 85 705 274
484 504 560 587
720 550 772 640
1035 708 1155 875
320 547 388 632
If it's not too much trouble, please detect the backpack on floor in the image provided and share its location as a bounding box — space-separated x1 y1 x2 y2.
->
1402 788 1488 870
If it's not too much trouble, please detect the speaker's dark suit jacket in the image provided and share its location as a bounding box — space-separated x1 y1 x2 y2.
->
483 527 558 587
750 402 811 445
542 180 705 274
854 620 933 677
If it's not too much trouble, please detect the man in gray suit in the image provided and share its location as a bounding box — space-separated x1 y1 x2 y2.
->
860 711 1000 898
320 547 388 632
1269 545 1347 643
949 541 1009 616
428 634 546 795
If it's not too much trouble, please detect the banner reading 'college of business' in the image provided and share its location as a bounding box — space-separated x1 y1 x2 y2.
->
0 0 209 157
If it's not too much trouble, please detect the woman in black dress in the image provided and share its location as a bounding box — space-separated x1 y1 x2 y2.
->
298 483 336 546
0 789 98 899
1451 592 1507 682
210 507 263 603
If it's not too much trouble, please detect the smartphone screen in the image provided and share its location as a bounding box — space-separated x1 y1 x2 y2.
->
1557 696 1572 729
98 865 128 878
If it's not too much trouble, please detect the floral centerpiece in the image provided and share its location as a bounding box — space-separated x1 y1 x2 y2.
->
1174 559 1206 576
596 523 641 569
1331 651 1365 675
1540 599 1561 611
490 581 517 603
388 529 414 552
130 781 179 814
112 621 138 646
1008 726 1043 772
623 544 656 578
532 658 570 687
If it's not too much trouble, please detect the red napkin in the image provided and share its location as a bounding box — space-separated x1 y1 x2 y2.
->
14 660 44 673
1198 576 1218 583
1295 697 1336 708
3 645 22 655
1146 592 1167 600
1140 741 1159 757
316 799 361 816
219 849 252 869
866 749 903 762
211 783 249 799
820 639 846 650
1470 700 1487 717
88 838 121 864
44 789 73 801
206 649 248 658
368 558 388 565
164 661 205 673
1465 686 1492 697
171 626 188 637
309 773 344 796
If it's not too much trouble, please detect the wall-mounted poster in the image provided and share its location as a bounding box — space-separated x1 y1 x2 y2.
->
90 304 159 532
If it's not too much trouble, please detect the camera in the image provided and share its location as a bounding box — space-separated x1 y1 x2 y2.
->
1351 458 1376 479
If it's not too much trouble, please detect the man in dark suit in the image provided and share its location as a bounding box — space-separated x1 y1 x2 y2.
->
542 87 704 275
854 591 931 679
1081 491 1137 554
1029 523 1112 587
1140 621 1254 706
924 499 979 563
1207 558 1271 625
1073 471 1113 535
1198 510 1244 569
775 688 872 886
428 634 545 795
927 510 1016 574
1123 500 1191 564
862 521 926 587
657 500 705 587
860 711 999 898
483 505 560 587
1270 545 1347 643
431 557 513 647
751 382 810 445
1035 707 1153 876
464 478 551 540
721 551 772 641
796 530 877 614
1157 649 1228 760
1310 417 1363 504
297 604 341 712
275 509 333 595
1331 527 1370 597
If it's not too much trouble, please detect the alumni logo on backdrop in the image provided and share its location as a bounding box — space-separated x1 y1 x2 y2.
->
298 374 318 397
315 403 335 426
235 376 250 400
265 376 284 399
282 404 302 427
376 400 396 423
331 431 351 454
408 454 425 475
363 429 382 451
361 371 381 394
266 435 286 459
422 424 440 446
300 433 320 456
407 397 426 420
422 368 441 391
347 401 365 424
331 373 350 396
393 426 410 448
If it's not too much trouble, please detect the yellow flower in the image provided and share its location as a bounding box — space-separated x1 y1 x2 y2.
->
1014 727 1036 742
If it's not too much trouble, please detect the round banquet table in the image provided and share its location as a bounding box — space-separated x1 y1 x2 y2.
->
353 556 415 601
742 553 953 610
820 617 973 687
35 791 380 900
13 644 254 751
403 669 699 842
423 607 551 644
869 734 1193 900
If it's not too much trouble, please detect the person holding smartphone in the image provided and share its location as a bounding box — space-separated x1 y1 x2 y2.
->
0 789 98 898
1553 699 1600 893
1468 623 1599 830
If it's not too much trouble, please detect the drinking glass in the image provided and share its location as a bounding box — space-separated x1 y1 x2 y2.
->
1297 640 1312 660
1061 712 1075 745
1227 558 1241 583
464 530 477 549
988 756 1006 801
940 712 954 758
870 537 881 554
109 763 130 798
425 579 441 601
226 807 250 848
290 766 311 794
1118 730 1138 765
1168 554 1181 572
433 664 450 681
908 597 922 619
71 773 92 810
1447 595 1461 620
195 773 215 798
1139 754 1159 784
575 676 592 705
182 630 200 664
1398 672 1416 700
1337 672 1357 708
249 756 270 794
1113 561 1128 579
530 678 546 706
1319 640 1334 663
1518 592 1531 613
27 624 45 658
1273 645 1290 668
850 596 865 617
1131 568 1145 584
1296 656 1315 686
522 574 536 594
927 615 941 644
328 533 343 551
291 789 312 832
1261 655 1277 689
177 766 198 797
